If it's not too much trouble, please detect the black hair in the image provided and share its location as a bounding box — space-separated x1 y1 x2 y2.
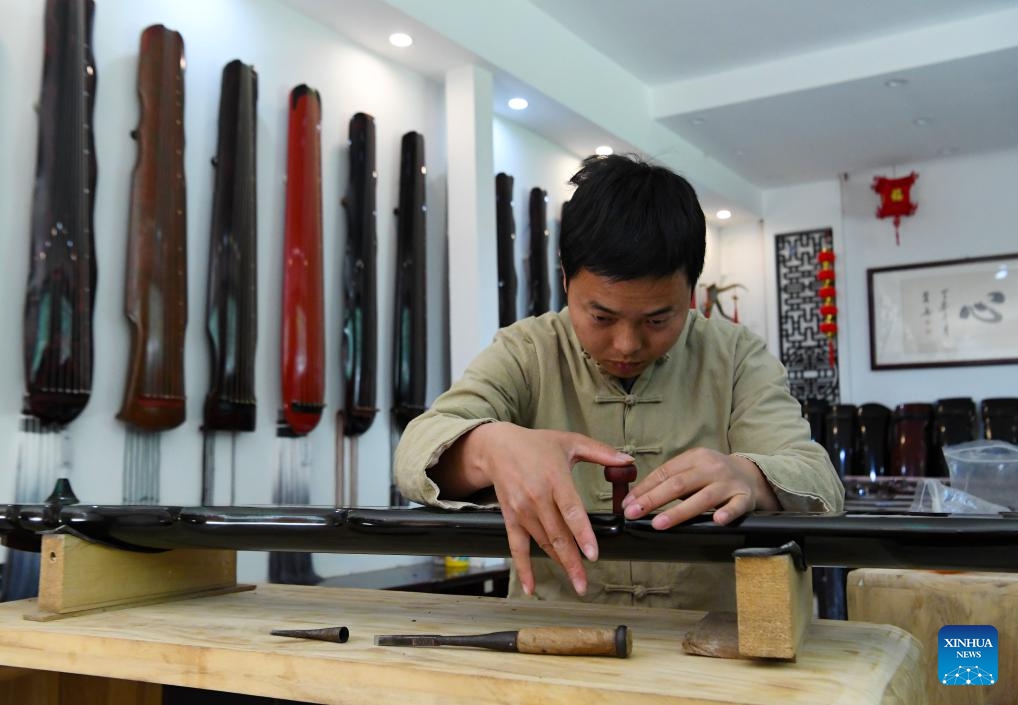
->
559 154 705 286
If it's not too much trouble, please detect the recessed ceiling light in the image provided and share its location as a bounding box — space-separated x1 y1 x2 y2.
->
594 145 613 156
389 32 413 48
913 117 932 126
507 97 528 111
884 78 909 88
716 209 732 220
690 117 705 126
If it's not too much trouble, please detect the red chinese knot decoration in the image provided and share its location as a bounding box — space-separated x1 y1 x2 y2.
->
816 248 837 368
871 171 918 246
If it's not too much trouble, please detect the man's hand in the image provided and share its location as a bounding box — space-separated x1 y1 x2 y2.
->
621 448 779 528
436 422 633 597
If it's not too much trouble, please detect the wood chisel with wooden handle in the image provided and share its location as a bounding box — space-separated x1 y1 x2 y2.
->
374 625 631 657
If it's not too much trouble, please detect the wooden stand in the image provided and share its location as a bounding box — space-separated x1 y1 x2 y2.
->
683 541 813 661
29 534 251 621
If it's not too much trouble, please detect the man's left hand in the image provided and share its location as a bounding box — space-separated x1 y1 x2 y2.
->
621 448 779 528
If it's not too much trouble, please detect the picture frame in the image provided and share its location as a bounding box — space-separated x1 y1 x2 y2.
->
867 253 1018 370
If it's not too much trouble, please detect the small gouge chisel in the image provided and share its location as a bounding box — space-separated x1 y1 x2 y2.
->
374 625 631 657
271 626 350 643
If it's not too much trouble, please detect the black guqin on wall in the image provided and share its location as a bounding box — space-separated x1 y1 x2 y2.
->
775 228 839 404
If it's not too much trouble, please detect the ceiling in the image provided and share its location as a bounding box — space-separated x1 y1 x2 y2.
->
284 0 1018 225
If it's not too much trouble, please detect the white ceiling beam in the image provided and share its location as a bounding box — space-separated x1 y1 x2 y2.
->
652 5 1018 118
382 0 763 217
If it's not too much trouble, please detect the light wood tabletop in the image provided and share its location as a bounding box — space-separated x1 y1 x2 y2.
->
0 583 924 704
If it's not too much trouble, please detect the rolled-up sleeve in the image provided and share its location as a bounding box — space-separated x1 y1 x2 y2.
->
727 332 845 512
394 329 536 508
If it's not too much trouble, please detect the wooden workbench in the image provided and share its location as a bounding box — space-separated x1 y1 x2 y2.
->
0 583 923 704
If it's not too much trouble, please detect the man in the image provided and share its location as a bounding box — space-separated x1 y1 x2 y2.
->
395 154 844 610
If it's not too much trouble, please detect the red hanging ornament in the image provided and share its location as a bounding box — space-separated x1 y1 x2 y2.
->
871 171 918 246
816 248 837 368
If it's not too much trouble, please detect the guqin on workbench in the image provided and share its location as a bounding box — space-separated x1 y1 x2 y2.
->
3 479 1017 573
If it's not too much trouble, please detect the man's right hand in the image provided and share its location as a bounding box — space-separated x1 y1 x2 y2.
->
428 422 633 596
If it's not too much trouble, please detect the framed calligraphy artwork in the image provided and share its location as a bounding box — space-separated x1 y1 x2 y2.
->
867 253 1018 369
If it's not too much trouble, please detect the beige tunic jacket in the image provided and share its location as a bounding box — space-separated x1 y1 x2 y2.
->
395 309 844 611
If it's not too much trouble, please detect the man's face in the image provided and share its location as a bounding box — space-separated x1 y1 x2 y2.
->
566 268 691 380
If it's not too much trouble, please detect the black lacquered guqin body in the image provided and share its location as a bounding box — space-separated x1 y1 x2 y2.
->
23 0 98 426
3 482 1018 573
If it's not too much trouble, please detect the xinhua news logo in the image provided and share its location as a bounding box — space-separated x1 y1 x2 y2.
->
938 625 997 686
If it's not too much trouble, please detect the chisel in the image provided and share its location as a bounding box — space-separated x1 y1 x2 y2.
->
271 626 349 643
374 625 631 657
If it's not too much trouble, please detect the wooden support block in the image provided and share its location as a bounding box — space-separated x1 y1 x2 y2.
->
31 533 248 619
734 541 812 660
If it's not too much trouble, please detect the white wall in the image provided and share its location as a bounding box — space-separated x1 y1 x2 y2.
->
0 0 448 581
699 225 720 309
839 149 1018 406
492 117 580 320
714 219 768 342
717 148 1018 409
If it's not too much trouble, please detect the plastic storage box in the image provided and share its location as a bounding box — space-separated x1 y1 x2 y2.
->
944 440 1018 510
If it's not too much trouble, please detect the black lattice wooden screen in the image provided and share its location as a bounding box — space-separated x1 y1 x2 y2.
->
775 228 839 404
